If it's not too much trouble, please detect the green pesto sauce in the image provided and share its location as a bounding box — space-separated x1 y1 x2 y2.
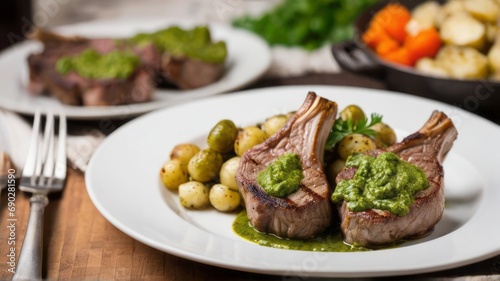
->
233 211 369 252
256 153 304 198
56 49 140 79
331 152 429 216
130 26 227 63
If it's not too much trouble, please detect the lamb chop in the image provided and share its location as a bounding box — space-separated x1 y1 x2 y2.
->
27 28 159 106
236 92 338 239
335 111 458 247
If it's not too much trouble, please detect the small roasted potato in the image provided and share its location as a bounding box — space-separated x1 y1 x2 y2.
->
160 159 189 190
327 159 345 184
371 123 397 148
219 156 241 191
261 114 288 138
435 45 489 79
440 13 486 49
463 0 500 23
209 184 241 212
234 126 267 156
179 181 210 209
169 143 200 168
207 119 239 153
415 57 449 77
337 133 377 160
187 149 224 182
340 105 366 123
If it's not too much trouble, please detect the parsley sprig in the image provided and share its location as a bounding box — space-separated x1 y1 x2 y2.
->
326 113 383 149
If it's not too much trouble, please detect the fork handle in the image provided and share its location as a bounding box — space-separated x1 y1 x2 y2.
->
12 194 48 281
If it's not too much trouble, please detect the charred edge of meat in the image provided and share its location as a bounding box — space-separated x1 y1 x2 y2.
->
246 180 330 209
28 28 88 44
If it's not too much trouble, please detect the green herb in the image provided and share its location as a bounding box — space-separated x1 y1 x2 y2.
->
331 152 429 216
56 49 140 79
130 26 227 63
256 153 304 198
326 113 383 149
232 0 379 50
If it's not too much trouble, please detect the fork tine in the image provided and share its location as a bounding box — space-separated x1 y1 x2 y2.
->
22 110 41 180
54 112 67 181
41 112 55 186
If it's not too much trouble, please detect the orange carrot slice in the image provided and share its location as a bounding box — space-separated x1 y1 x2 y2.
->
371 3 411 43
362 23 391 49
405 27 442 62
381 47 414 66
375 38 400 56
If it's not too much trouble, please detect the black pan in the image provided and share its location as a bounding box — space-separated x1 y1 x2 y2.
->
331 0 500 122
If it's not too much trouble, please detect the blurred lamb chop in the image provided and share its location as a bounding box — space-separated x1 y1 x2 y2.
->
26 28 159 106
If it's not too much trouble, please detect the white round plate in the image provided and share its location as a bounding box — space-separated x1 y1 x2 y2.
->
86 85 500 278
0 19 270 120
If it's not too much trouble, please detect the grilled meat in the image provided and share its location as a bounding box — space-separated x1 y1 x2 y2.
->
236 92 338 239
27 29 158 106
336 111 458 247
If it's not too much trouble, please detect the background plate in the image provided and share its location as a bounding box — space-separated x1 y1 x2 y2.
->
0 19 271 119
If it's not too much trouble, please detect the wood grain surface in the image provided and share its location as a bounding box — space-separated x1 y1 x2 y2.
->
1 73 499 280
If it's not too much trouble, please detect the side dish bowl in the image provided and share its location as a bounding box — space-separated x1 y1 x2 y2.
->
331 0 500 121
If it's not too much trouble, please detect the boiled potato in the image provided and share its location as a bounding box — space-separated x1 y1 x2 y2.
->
436 0 468 27
261 114 288 138
337 133 377 160
179 181 210 209
160 159 189 190
219 156 241 191
435 45 489 79
440 13 486 49
209 184 241 212
415 57 450 77
340 105 365 123
169 143 200 168
371 123 397 148
234 126 267 156
406 1 442 35
463 0 500 23
187 149 223 182
207 119 238 153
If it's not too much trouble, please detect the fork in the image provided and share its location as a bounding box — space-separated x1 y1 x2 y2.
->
12 110 66 281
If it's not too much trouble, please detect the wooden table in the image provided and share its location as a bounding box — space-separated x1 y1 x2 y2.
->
1 73 499 280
